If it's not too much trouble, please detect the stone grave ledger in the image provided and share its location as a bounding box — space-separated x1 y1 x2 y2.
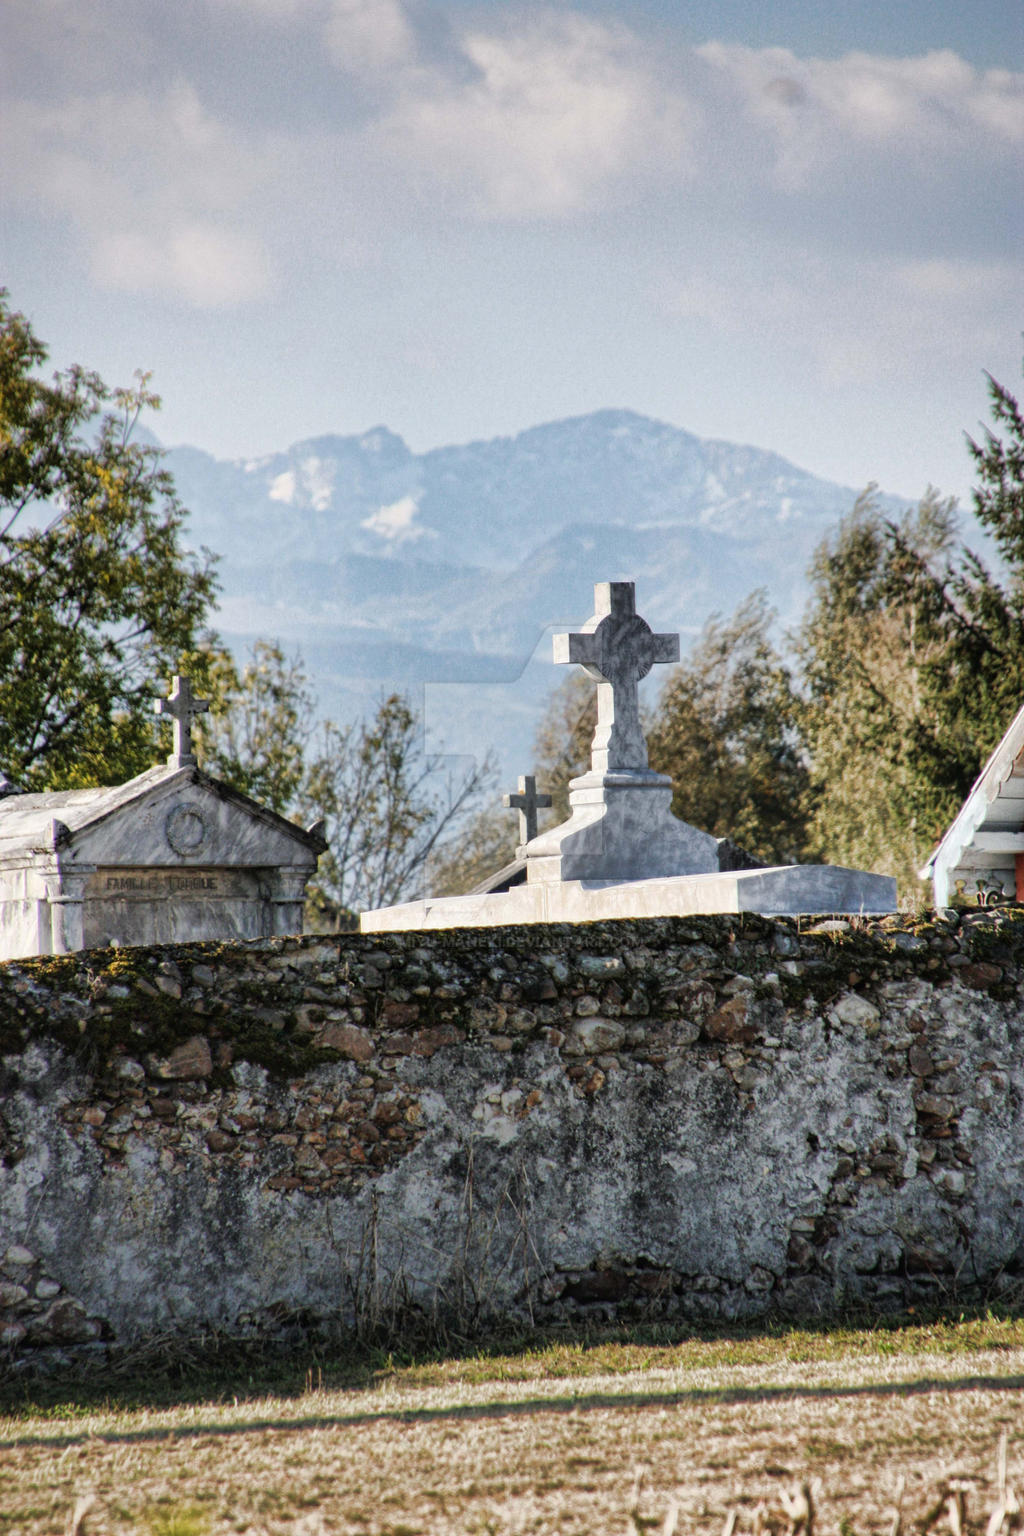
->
0 675 326 959
362 578 897 931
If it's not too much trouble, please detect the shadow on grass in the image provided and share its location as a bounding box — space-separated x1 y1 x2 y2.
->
3 1369 1024 1454
2 1301 1022 1420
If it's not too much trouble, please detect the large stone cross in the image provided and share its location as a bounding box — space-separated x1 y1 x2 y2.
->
553 581 678 773
155 674 209 767
503 774 552 846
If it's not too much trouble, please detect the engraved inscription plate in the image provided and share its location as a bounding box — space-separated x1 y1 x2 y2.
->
85 868 258 901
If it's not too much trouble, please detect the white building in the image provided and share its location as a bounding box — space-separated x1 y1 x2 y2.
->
922 701 1024 909
0 676 326 960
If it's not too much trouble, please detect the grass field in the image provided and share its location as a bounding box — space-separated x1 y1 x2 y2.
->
1 1315 1022 1536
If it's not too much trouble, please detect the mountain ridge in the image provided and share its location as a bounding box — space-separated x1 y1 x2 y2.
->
161 408 908 774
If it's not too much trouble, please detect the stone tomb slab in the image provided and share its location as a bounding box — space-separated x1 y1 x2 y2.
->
361 863 897 931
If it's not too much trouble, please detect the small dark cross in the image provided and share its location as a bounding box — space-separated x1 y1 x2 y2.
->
155 674 210 766
553 581 678 773
503 774 552 847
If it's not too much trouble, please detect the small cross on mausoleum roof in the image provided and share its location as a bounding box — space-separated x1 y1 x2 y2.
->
553 581 678 773
154 674 210 768
503 774 552 848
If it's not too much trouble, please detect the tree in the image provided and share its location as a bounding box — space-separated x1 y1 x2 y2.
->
797 362 1024 901
175 634 495 922
298 693 495 926
796 490 963 895
967 367 1024 574
426 804 520 896
196 640 313 815
0 293 218 789
647 590 811 865
531 671 596 821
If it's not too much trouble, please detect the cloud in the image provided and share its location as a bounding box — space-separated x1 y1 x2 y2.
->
203 0 325 19
1 0 1020 314
0 83 274 305
93 225 271 306
660 249 1018 387
694 43 1023 189
330 24 1021 232
368 13 698 218
325 0 418 76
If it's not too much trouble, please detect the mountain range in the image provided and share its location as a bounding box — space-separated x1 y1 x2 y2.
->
164 410 907 779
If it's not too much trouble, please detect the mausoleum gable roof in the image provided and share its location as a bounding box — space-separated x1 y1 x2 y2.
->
0 767 169 851
921 699 1024 878
0 763 326 857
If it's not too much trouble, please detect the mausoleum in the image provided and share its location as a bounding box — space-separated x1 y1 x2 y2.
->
363 579 897 930
0 676 326 961
922 697 1024 907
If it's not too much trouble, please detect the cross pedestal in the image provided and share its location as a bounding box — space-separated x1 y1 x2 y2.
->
155 674 210 768
526 581 719 884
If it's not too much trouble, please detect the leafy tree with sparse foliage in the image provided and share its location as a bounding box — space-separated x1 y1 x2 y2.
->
0 292 219 789
648 589 811 865
196 640 313 815
531 671 596 822
427 803 520 896
298 693 495 926
198 656 495 922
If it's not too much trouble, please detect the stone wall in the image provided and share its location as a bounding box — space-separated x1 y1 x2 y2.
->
1 910 1023 1363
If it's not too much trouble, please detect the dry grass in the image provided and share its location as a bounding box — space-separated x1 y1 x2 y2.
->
2 1317 1023 1535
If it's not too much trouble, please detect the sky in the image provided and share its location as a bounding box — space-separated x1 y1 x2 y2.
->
1 0 1022 506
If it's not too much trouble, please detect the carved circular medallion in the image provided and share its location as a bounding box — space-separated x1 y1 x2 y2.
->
593 611 656 680
165 803 207 856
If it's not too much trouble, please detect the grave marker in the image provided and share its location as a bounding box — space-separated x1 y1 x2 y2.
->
502 774 552 847
553 581 678 772
0 672 326 959
361 574 897 929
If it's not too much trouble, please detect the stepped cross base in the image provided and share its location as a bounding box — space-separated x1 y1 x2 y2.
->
524 767 719 884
